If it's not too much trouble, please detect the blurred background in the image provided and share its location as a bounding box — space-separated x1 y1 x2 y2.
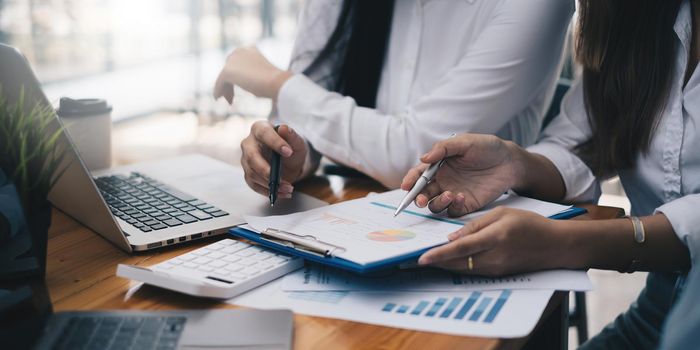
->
0 0 299 120
0 2 643 348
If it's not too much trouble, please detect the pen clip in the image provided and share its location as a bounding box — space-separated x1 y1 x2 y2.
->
260 228 345 258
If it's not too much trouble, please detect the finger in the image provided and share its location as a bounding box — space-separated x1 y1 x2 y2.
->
446 193 468 218
242 159 269 189
427 191 454 213
447 208 503 241
241 137 271 182
245 174 268 196
213 70 234 104
245 174 293 198
420 136 473 164
431 258 473 275
252 122 293 157
401 164 428 191
277 124 306 153
418 230 492 265
415 181 442 208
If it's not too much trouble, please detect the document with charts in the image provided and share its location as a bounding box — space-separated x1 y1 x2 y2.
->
228 278 554 338
244 189 573 266
281 263 593 292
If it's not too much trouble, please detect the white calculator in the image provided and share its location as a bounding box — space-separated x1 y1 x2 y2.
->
117 238 303 299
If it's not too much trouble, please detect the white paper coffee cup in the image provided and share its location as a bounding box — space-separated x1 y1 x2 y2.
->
57 98 112 172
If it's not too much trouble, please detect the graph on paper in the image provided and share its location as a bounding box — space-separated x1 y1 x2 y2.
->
380 290 512 323
245 189 574 265
281 263 593 292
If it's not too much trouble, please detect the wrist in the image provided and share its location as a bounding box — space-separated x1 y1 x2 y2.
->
553 220 590 269
504 140 529 190
268 70 293 100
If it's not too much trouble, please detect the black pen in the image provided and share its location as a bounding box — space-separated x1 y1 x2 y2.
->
269 125 282 207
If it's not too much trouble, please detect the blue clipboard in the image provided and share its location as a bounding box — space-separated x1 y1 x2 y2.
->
229 206 587 275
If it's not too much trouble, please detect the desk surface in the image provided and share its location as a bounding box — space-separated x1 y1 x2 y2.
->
47 172 623 350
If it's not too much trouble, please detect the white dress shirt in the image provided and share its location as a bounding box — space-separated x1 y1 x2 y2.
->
528 0 700 263
272 0 574 188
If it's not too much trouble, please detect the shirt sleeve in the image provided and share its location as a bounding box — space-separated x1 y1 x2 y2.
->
526 79 600 202
655 195 700 264
276 0 574 188
268 0 341 125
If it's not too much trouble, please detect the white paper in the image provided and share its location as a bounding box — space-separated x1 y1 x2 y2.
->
228 278 554 338
281 263 593 292
244 190 571 265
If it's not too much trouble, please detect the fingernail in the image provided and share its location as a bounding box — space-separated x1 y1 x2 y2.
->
281 146 293 157
418 256 430 265
280 183 294 193
442 193 452 204
447 232 458 240
420 152 430 159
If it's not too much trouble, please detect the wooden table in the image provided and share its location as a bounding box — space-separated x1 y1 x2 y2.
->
46 172 623 350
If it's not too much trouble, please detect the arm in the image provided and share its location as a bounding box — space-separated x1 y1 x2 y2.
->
277 0 573 188
217 0 573 188
563 214 690 272
418 208 690 276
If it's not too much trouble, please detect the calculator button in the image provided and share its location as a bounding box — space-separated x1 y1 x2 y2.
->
193 257 212 265
236 249 256 257
207 252 225 259
208 260 226 268
222 256 241 263
241 267 261 276
225 263 243 272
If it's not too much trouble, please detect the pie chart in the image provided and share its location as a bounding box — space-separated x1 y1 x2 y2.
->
367 229 416 242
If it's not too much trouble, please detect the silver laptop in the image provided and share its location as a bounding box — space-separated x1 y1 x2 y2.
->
0 43 326 253
0 209 294 350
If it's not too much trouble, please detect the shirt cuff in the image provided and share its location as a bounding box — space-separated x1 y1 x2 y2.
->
276 74 328 129
655 195 700 264
526 142 598 202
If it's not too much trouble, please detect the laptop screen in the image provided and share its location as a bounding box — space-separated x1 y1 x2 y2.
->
0 43 57 348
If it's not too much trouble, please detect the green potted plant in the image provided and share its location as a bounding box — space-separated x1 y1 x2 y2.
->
0 89 68 276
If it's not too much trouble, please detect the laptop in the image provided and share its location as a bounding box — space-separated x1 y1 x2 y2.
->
0 43 326 252
0 218 294 350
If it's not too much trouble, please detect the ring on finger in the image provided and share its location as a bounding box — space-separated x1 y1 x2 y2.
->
468 256 474 271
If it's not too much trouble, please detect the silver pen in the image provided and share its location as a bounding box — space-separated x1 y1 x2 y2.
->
394 159 446 217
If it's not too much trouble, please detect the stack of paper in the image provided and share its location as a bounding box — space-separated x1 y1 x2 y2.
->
228 263 592 338
228 190 593 338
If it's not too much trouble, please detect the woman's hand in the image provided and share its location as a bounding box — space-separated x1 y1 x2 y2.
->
240 122 309 198
400 134 521 217
419 207 570 276
213 46 292 104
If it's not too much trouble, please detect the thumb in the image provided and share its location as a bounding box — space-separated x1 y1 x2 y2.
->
420 137 471 163
277 125 306 154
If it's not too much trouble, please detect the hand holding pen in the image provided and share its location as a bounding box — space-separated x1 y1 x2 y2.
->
398 134 517 218
239 121 308 201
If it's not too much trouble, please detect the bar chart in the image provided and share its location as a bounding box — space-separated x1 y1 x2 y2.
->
380 290 512 323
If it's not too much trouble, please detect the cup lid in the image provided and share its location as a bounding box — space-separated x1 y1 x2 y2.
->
56 97 112 117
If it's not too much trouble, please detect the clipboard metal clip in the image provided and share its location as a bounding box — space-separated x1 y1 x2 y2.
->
260 228 346 258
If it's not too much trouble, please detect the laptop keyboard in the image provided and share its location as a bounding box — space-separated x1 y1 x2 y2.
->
52 315 186 350
95 172 229 232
